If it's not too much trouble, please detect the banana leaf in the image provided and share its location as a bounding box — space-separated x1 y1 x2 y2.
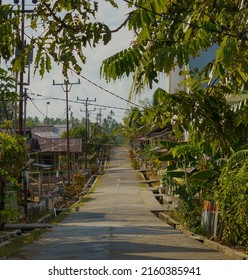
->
227 149 248 168
188 169 220 181
235 143 248 152
166 162 179 171
164 170 188 178
160 140 187 149
158 153 174 161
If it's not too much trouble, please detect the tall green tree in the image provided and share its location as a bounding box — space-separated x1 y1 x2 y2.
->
0 0 119 77
101 0 248 155
121 107 145 142
102 0 247 94
101 110 120 134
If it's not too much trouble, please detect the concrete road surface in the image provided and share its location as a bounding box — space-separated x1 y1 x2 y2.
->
16 147 231 260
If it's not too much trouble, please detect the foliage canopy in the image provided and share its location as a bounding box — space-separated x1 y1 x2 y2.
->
101 0 247 95
0 0 119 77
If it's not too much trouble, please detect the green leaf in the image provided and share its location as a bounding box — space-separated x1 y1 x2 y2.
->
160 140 187 149
158 154 174 162
165 170 187 178
235 144 248 152
166 162 179 171
39 57 45 77
227 150 248 168
188 169 219 181
45 54 51 73
105 0 118 8
103 27 112 45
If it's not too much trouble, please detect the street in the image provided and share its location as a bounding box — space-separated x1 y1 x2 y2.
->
16 147 231 260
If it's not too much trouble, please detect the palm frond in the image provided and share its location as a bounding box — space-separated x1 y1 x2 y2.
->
227 150 248 168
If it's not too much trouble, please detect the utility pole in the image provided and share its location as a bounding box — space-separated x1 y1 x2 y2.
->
77 97 96 170
18 0 25 135
53 79 80 185
14 0 36 134
46 102 50 119
97 107 106 127
80 107 96 142
23 88 27 137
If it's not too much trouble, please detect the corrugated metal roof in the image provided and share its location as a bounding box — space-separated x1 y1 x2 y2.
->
31 125 70 138
30 125 81 153
33 135 82 153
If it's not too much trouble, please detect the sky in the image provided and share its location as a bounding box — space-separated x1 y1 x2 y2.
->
1 0 169 123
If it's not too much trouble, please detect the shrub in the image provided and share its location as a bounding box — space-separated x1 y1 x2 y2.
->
131 158 140 169
63 173 86 200
214 161 248 246
0 133 27 230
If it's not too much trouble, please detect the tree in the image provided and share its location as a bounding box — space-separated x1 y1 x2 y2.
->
26 116 40 127
100 0 248 245
101 0 248 155
102 0 247 94
0 68 17 124
145 87 248 155
101 110 121 135
122 106 150 141
0 132 27 230
61 124 85 139
0 1 119 78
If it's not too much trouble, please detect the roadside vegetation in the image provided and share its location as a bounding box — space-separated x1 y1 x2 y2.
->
0 228 47 259
104 1 247 248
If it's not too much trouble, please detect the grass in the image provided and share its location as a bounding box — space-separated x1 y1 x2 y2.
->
70 195 94 211
51 211 69 223
28 210 50 223
138 183 147 188
0 210 70 259
0 228 47 259
70 176 101 210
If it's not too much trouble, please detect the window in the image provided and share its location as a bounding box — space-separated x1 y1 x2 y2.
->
42 155 53 166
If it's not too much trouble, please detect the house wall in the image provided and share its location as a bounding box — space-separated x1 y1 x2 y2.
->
169 65 186 94
169 44 219 94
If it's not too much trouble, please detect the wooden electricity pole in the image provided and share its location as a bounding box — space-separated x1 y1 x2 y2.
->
53 79 80 185
77 97 96 170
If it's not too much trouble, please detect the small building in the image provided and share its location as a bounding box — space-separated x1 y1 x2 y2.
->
29 125 83 180
135 125 171 150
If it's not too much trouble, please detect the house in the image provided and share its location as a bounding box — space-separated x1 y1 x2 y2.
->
29 125 83 178
169 45 247 104
144 126 171 147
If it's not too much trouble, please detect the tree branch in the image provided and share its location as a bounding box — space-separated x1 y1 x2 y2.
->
110 13 131 33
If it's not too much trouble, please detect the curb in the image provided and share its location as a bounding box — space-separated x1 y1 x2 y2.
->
159 212 248 260
0 230 22 246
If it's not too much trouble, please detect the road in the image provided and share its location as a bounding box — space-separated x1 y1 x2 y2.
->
16 147 231 260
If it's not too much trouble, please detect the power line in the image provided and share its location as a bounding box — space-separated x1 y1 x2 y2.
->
123 0 246 40
28 98 46 118
28 91 133 111
76 73 145 109
28 93 131 121
0 6 146 110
